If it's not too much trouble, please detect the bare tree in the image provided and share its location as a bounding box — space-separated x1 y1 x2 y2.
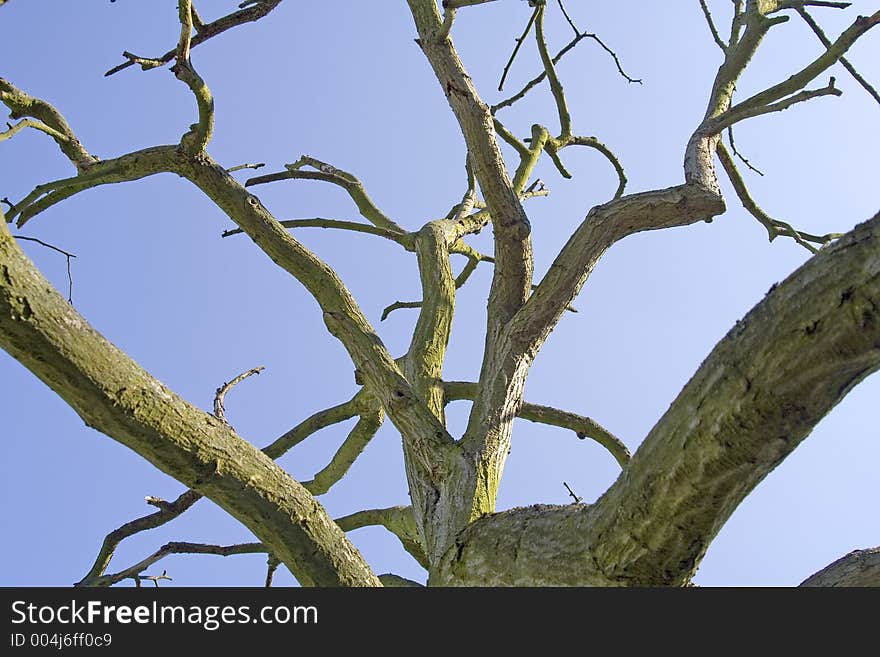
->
1 0 878 587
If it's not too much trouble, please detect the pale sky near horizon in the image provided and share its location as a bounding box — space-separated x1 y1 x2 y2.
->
1 1 878 587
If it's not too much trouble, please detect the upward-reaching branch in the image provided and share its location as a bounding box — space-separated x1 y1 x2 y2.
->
0 78 96 172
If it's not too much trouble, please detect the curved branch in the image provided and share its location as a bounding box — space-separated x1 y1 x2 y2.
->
381 300 423 322
302 408 384 496
0 78 96 171
222 218 414 250
93 542 267 588
76 490 202 587
443 381 630 468
247 157 405 233
0 218 379 587
560 136 627 199
800 548 880 587
7 145 179 227
717 141 841 252
171 0 214 153
336 506 428 569
262 395 361 460
214 365 264 425
438 211 880 585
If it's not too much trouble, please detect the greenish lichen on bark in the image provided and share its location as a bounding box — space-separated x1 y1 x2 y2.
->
0 216 379 587
3 1 879 588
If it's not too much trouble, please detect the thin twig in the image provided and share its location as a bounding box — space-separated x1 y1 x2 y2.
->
265 555 280 587
563 481 583 503
100 543 266 587
717 141 841 252
498 4 540 92
796 7 880 105
15 236 76 303
227 162 266 173
213 366 265 425
556 0 580 36
105 1 284 77
726 126 764 176
381 300 423 321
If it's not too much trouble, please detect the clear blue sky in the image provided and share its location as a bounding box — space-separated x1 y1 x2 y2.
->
1 1 878 587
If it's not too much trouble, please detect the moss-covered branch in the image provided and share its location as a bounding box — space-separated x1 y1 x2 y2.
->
534 3 571 140
247 157 405 233
800 547 880 587
262 393 362 460
6 145 179 227
444 381 630 468
302 408 384 496
171 0 214 154
336 506 428 569
716 141 841 252
438 211 880 585
0 78 96 171
710 10 878 131
0 216 379 586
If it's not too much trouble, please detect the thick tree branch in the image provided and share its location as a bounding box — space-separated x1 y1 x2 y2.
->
439 211 880 585
0 216 379 587
181 152 462 563
800 548 880 587
408 0 532 338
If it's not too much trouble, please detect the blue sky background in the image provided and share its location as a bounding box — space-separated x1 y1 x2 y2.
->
1 1 877 587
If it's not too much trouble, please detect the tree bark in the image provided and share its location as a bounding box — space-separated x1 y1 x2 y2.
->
0 216 380 587
800 548 880 587
435 211 880 585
